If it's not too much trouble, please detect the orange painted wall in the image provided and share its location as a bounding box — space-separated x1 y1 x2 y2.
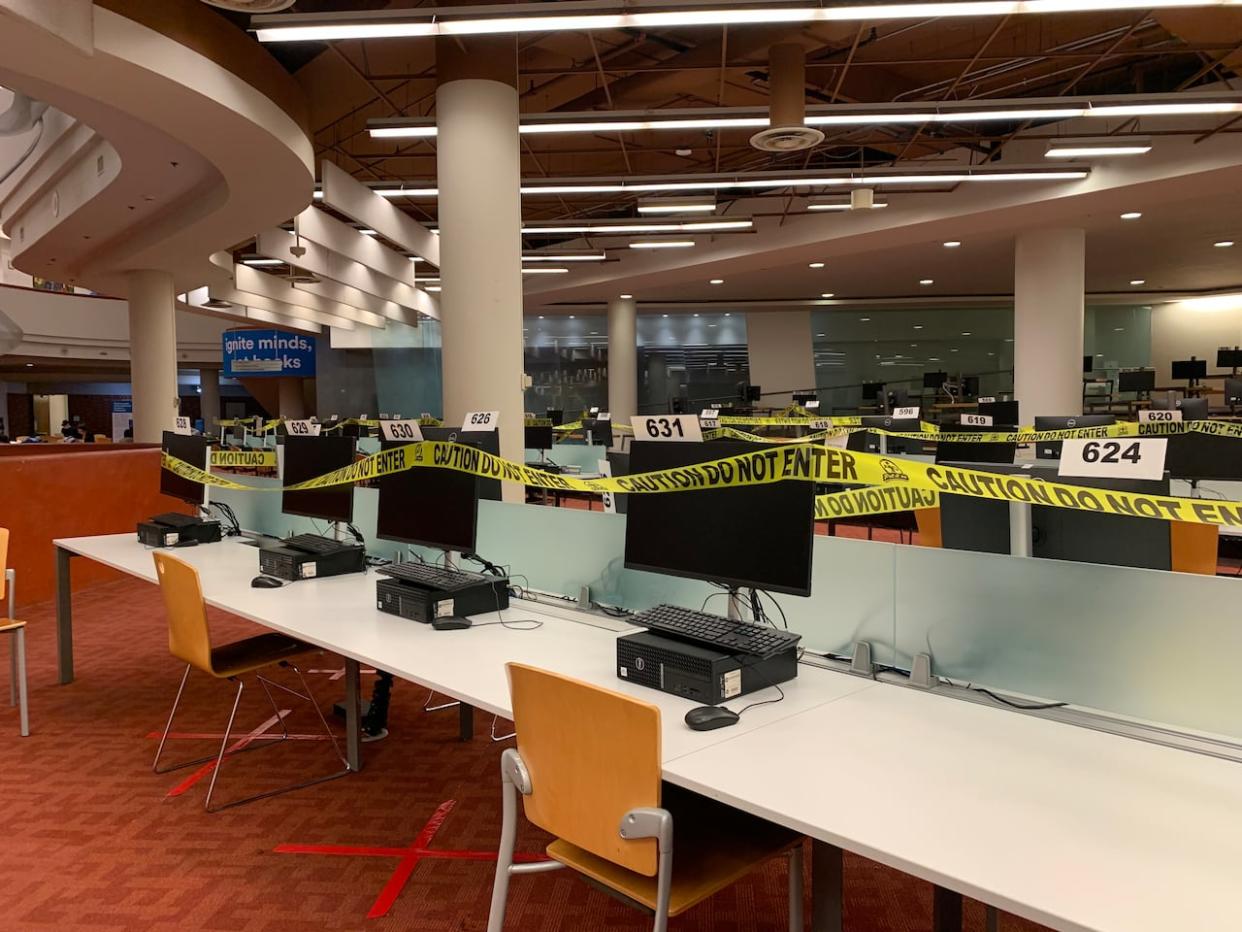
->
0 447 192 607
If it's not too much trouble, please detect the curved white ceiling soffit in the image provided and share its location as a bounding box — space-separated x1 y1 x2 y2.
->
0 0 313 298
522 113 1242 308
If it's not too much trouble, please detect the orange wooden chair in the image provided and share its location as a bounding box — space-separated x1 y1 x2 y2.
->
151 552 350 811
487 663 804 932
0 528 29 737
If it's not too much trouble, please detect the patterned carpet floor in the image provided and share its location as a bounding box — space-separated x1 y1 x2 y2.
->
0 576 1048 932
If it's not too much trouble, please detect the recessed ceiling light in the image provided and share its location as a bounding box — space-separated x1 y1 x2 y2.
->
943 241 961 248
961 331 972 335
709 278 724 285
662 313 669 318
920 279 934 285
820 292 835 298
1130 279 1146 286
25 362 33 367
620 293 633 299
693 313 700 317
859 317 871 321
1215 240 1235 248
951 348 959 352
809 262 825 269
569 315 576 319
1120 211 1142 220
724 312 731 316
913 325 923 329
1114 327 1125 331
817 332 826 337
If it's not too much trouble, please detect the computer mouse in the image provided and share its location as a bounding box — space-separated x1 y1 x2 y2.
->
251 575 284 589
684 706 740 731
432 617 472 631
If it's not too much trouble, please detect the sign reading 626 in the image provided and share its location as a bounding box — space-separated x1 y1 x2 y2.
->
463 411 499 431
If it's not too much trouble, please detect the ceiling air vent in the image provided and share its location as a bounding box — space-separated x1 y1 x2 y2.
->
750 44 824 154
199 0 296 12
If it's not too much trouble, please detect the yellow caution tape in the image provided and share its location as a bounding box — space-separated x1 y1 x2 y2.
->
815 486 940 521
209 449 277 468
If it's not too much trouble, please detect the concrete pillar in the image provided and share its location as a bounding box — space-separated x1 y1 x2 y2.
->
607 296 638 423
277 377 306 419
1014 228 1085 417
127 269 178 442
746 310 816 406
437 62 524 501
199 367 220 432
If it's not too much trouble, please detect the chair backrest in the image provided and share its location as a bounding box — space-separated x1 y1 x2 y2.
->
152 552 214 673
0 527 8 603
507 663 662 876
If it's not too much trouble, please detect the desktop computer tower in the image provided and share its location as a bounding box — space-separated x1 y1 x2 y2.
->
375 576 509 623
258 543 366 581
136 519 222 548
616 630 797 705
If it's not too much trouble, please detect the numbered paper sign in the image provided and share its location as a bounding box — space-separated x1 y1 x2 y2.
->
977 396 996 405
597 459 617 514
1139 408 1183 423
173 416 192 435
893 406 920 419
286 419 321 437
804 400 821 411
1059 438 1167 481
380 419 423 442
808 418 832 430
824 433 849 450
962 413 993 427
463 410 499 431
631 414 703 443
699 408 720 425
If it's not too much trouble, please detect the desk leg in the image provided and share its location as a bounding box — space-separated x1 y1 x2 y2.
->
459 702 474 741
810 840 843 932
343 658 362 772
933 886 963 932
55 547 75 685
985 905 999 932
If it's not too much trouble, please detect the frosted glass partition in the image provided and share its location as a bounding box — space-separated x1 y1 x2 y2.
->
893 545 1242 740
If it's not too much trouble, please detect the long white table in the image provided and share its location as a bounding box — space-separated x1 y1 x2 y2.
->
52 533 1242 932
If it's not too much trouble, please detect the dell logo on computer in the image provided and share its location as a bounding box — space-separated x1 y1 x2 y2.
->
634 657 646 672
1067 418 1077 428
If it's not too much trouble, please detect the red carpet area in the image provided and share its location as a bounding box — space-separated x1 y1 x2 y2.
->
0 576 1049 932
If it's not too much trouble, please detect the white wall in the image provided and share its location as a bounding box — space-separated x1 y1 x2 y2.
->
1151 296 1242 381
746 310 816 405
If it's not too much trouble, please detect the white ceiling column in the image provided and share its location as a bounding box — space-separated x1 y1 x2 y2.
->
127 269 178 442
746 310 816 406
1015 228 1086 418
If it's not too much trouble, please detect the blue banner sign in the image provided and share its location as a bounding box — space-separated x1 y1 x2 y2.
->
222 329 316 378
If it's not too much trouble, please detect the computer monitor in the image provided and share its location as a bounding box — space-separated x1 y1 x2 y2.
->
934 422 1016 466
848 416 921 455
624 440 815 596
923 371 947 390
584 417 614 447
746 384 762 402
545 409 564 427
938 462 1172 571
420 427 502 501
1117 369 1156 394
1166 433 1242 481
1225 378 1242 405
524 424 554 450
792 391 818 406
375 440 478 553
1171 358 1207 382
160 431 208 506
605 451 630 515
1083 355 1093 374
1033 415 1115 460
1151 396 1208 420
978 399 1019 425
962 375 980 398
861 382 884 401
1217 348 1242 369
281 435 356 523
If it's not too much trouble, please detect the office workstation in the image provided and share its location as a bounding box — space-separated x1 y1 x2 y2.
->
10 2 1242 929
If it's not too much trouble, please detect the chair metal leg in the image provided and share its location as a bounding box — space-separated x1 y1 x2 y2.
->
9 631 17 707
291 663 350 771
489 715 516 742
204 679 245 812
788 844 804 932
153 665 192 773
424 689 460 713
14 627 28 737
486 753 521 932
256 674 291 741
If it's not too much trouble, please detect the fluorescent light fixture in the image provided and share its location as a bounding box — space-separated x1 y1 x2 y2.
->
1215 240 1235 247
809 262 825 269
1121 211 1143 220
259 7 1242 41
359 228 379 236
242 258 283 266
620 293 634 299
1045 136 1152 158
944 240 962 248
629 240 695 249
1130 279 1146 285
710 278 725 284
920 279 934 285
807 198 888 211
522 252 607 262
522 267 570 274
637 196 717 214
821 292 835 298
523 220 750 234
407 255 424 262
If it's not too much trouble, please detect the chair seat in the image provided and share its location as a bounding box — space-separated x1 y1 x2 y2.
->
209 632 312 678
547 784 801 917
0 620 25 633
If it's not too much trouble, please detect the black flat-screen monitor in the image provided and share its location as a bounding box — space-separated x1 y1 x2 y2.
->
420 427 502 501
938 462 1171 570
923 371 947 390
1083 355 1093 374
861 382 884 401
848 416 921 455
281 435 356 523
1166 433 1242 480
745 384 762 402
1225 378 1242 404
1172 358 1207 381
978 400 1019 425
1218 348 1242 368
1033 415 1115 460
792 392 818 406
160 431 208 506
962 376 980 398
584 417 614 447
525 424 554 450
545 409 564 427
624 440 815 596
1151 396 1208 420
1118 369 1155 393
934 422 1016 466
375 440 478 552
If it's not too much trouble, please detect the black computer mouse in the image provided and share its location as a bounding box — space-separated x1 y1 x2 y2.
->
684 706 740 731
432 617 472 631
251 575 284 589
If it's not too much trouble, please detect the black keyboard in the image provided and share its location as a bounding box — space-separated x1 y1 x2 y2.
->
285 533 349 554
378 561 489 591
632 604 801 659
151 512 199 528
